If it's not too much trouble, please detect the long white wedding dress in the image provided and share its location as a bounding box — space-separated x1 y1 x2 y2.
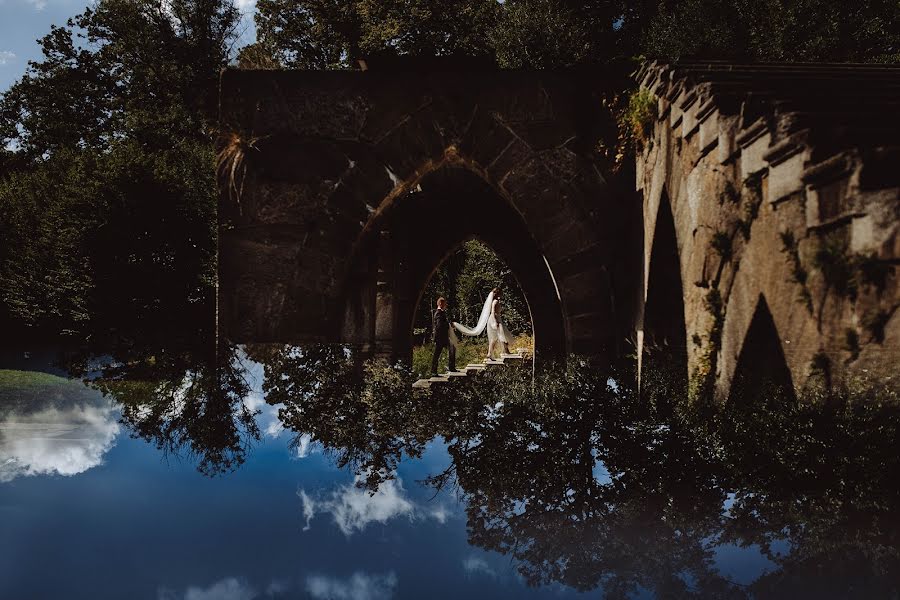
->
452 291 513 348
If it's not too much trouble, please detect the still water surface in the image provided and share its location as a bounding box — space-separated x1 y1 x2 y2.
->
1 346 897 599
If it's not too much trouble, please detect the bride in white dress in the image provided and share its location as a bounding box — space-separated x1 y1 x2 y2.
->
452 287 514 360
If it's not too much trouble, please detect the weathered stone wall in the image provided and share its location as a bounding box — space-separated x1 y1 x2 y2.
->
636 62 900 395
218 62 634 360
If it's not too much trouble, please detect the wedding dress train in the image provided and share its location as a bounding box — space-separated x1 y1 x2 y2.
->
452 291 514 350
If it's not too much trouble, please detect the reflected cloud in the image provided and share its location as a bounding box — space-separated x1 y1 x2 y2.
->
240 357 284 439
462 556 497 579
305 571 397 600
0 392 120 483
299 476 450 536
294 433 316 458
157 576 289 600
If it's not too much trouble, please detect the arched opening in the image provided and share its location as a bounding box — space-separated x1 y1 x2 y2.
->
642 192 687 388
338 164 566 363
729 295 795 404
411 238 533 374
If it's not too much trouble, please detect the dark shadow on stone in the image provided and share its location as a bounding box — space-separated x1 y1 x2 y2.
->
729 295 795 405
643 192 687 390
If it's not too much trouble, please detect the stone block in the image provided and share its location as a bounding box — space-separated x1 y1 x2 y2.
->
375 109 446 181
738 130 772 182
698 109 720 157
766 148 808 204
458 110 516 169
717 125 737 164
850 214 876 254
487 138 534 185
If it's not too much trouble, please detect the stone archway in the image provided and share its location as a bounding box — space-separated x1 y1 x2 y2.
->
217 63 628 362
339 164 566 361
728 295 795 403
640 191 687 385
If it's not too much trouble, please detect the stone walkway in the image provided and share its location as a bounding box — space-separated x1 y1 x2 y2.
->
412 353 526 389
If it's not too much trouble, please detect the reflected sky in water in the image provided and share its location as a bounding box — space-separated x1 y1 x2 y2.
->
1 345 897 599
0 359 584 599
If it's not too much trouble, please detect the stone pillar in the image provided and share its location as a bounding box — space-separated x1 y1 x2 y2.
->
340 244 378 357
374 230 396 360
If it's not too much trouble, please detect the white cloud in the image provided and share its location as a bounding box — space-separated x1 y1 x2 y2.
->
298 475 452 536
234 0 256 10
238 352 286 440
265 580 289 596
428 505 449 524
0 402 120 483
294 433 315 458
0 51 15 66
157 576 291 600
305 572 397 600
462 556 497 579
183 578 257 600
302 477 413 536
237 348 322 457
299 489 316 531
26 0 48 10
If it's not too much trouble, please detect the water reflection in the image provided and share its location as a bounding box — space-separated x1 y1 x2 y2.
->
0 371 119 482
241 347 900 598
2 342 899 598
81 344 260 476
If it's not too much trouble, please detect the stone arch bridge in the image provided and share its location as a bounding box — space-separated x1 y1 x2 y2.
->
218 60 899 395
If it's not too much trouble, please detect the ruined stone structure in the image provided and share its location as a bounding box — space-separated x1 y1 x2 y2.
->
635 61 900 396
218 59 899 395
217 60 635 363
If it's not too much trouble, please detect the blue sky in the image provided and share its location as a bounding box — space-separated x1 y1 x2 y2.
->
0 0 258 94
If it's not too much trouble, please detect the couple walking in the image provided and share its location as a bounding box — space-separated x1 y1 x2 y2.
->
430 287 514 376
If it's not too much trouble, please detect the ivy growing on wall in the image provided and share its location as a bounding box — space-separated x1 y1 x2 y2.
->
779 230 814 314
689 173 768 399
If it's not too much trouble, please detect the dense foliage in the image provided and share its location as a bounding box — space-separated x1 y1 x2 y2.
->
245 0 900 69
0 0 238 350
645 0 900 63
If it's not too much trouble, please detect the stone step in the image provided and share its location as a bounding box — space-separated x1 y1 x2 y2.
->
412 354 529 389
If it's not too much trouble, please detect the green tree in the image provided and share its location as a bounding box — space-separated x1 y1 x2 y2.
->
644 0 900 62
490 0 625 68
250 0 499 69
249 0 898 70
0 0 239 346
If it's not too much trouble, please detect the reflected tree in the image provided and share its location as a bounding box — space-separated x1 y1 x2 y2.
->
424 363 741 599
69 341 261 477
251 344 432 491
719 379 900 599
256 351 900 598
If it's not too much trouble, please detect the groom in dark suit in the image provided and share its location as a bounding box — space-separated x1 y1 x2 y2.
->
431 297 457 376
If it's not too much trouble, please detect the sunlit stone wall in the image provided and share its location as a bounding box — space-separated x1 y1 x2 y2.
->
636 61 900 395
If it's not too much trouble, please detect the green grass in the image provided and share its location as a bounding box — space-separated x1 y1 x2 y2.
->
0 369 70 389
0 369 97 410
